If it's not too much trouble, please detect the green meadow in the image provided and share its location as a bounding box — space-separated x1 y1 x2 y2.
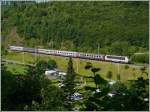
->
5 51 148 82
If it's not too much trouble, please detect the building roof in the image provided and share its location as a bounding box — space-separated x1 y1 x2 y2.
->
45 70 57 75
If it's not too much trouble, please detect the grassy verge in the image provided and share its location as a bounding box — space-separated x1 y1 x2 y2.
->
5 51 148 82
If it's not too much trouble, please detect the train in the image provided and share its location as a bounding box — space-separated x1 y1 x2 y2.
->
9 46 130 63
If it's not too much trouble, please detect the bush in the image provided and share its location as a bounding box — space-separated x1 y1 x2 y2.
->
47 59 57 69
124 65 129 69
132 54 149 64
85 62 92 70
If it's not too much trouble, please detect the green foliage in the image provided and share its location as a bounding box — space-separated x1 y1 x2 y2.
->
127 77 149 110
1 44 8 57
94 74 108 88
35 59 57 75
90 67 101 88
2 1 148 56
1 62 66 111
35 60 48 75
1 59 149 111
85 62 92 70
83 77 149 111
124 65 129 69
62 57 76 110
140 66 148 76
132 54 149 64
47 59 57 69
91 68 100 75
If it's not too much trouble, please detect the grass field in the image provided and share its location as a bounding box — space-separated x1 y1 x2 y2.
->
5 63 27 75
5 51 148 82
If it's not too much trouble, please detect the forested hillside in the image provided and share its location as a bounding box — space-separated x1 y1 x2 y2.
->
2 1 149 56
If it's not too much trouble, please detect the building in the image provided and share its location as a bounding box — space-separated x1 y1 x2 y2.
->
45 69 66 80
45 70 57 76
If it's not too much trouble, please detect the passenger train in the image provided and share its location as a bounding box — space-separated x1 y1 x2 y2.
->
9 46 130 63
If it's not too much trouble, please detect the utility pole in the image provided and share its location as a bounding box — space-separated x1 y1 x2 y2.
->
77 58 79 73
34 46 38 66
76 47 79 74
117 63 120 75
22 47 24 66
98 43 100 54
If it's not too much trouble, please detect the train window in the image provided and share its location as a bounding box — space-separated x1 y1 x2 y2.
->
107 56 125 60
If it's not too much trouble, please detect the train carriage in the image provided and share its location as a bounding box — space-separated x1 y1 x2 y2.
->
105 55 129 63
9 46 130 63
23 47 37 53
9 46 23 51
38 49 52 55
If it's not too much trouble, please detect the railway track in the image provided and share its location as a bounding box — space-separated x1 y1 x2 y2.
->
2 59 35 67
8 49 148 69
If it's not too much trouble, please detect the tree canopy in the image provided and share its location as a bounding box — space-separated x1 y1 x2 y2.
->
2 1 148 56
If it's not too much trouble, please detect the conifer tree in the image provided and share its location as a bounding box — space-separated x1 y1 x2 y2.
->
62 57 76 110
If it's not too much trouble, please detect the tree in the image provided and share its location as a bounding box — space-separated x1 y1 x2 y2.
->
124 65 129 69
83 76 149 111
91 67 101 88
94 74 108 88
91 67 100 77
2 63 67 111
62 57 76 110
132 54 149 64
126 77 149 111
2 2 148 56
35 60 48 75
1 45 8 57
140 66 148 76
85 62 92 70
47 59 57 69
